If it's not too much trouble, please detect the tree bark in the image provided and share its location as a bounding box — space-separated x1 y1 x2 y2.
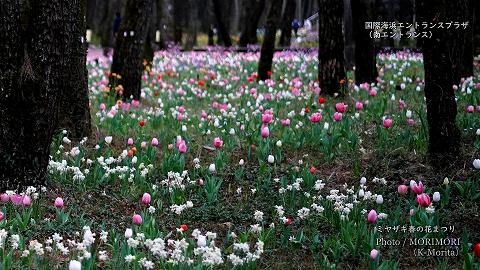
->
317 0 346 95
239 0 266 47
0 0 74 191
212 0 233 47
417 0 462 160
351 0 377 84
257 0 283 80
279 0 297 47
185 0 199 50
57 0 91 139
110 0 153 101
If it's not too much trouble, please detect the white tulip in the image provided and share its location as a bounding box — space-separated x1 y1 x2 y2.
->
209 163 216 172
406 110 412 118
360 177 367 185
376 195 384 204
239 159 244 165
104 136 113 144
276 140 282 147
473 159 480 169
433 192 441 202
267 155 275 164
69 260 82 270
124 228 133 238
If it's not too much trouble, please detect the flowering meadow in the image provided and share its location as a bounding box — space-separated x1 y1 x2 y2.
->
1 49 480 269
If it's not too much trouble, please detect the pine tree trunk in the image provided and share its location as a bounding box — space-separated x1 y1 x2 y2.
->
239 0 266 47
258 0 283 80
110 0 153 101
212 0 232 47
279 0 296 47
0 0 72 191
317 0 346 95
57 0 91 139
351 0 377 84
417 0 461 160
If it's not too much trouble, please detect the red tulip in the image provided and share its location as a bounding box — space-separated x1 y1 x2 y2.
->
180 224 188 232
474 243 480 257
139 120 145 127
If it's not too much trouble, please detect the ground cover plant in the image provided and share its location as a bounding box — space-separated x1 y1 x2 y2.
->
0 49 480 269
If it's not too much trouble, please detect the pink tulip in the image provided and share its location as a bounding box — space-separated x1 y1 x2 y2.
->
399 99 406 109
54 197 64 208
416 193 431 207
367 209 377 223
141 193 151 205
213 137 223 148
261 126 270 138
383 118 393 128
151 138 159 146
467 105 474 113
411 181 424 195
0 211 3 221
369 89 377 96
335 102 347 113
99 103 106 110
409 208 415 216
178 141 187 153
281 119 291 126
406 119 415 127
309 112 322 123
355 101 363 111
127 138 134 145
132 214 143 225
177 114 184 121
397 185 408 195
141 141 147 149
333 112 343 122
11 194 23 205
22 195 31 207
370 249 379 260
262 113 273 124
0 193 9 203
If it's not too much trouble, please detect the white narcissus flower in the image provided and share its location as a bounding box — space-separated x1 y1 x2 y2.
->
197 235 207 247
69 260 82 270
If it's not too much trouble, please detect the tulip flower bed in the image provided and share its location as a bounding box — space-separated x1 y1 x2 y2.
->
1 50 480 269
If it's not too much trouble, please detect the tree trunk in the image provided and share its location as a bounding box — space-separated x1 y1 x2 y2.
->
417 0 462 160
110 0 153 101
351 0 377 84
452 0 474 80
343 0 355 70
279 0 296 47
257 0 283 80
212 0 232 47
317 0 346 95
185 0 199 50
0 0 74 191
57 0 91 139
239 0 266 47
